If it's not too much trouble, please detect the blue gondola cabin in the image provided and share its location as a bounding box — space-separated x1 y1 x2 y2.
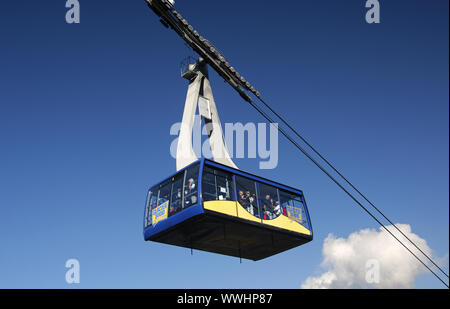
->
143 159 313 261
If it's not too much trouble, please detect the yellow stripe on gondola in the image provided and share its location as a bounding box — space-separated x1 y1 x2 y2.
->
262 215 311 236
203 201 311 236
203 200 237 217
236 203 261 224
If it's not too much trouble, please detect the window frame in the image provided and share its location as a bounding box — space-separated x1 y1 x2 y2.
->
143 162 201 229
144 190 152 229
257 182 280 221
278 189 311 229
144 185 160 228
157 179 172 207
169 171 185 217
235 174 261 218
183 163 200 209
201 165 236 202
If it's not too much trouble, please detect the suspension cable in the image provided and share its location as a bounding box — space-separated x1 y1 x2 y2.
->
254 96 449 280
245 95 449 288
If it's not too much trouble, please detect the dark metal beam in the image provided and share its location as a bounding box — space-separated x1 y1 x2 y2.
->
145 0 259 103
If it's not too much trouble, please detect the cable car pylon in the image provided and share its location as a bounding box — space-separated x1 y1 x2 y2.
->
177 57 237 171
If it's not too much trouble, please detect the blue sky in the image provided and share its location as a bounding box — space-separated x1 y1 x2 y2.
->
0 0 448 288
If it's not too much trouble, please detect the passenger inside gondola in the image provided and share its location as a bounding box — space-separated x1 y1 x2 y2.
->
238 190 247 207
263 194 274 220
170 188 182 214
273 199 281 217
245 191 257 216
258 182 281 220
184 178 197 207
237 190 256 216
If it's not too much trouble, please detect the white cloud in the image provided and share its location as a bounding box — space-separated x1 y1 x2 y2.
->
301 224 445 289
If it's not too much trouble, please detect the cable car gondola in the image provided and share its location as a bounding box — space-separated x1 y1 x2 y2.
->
144 158 312 261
